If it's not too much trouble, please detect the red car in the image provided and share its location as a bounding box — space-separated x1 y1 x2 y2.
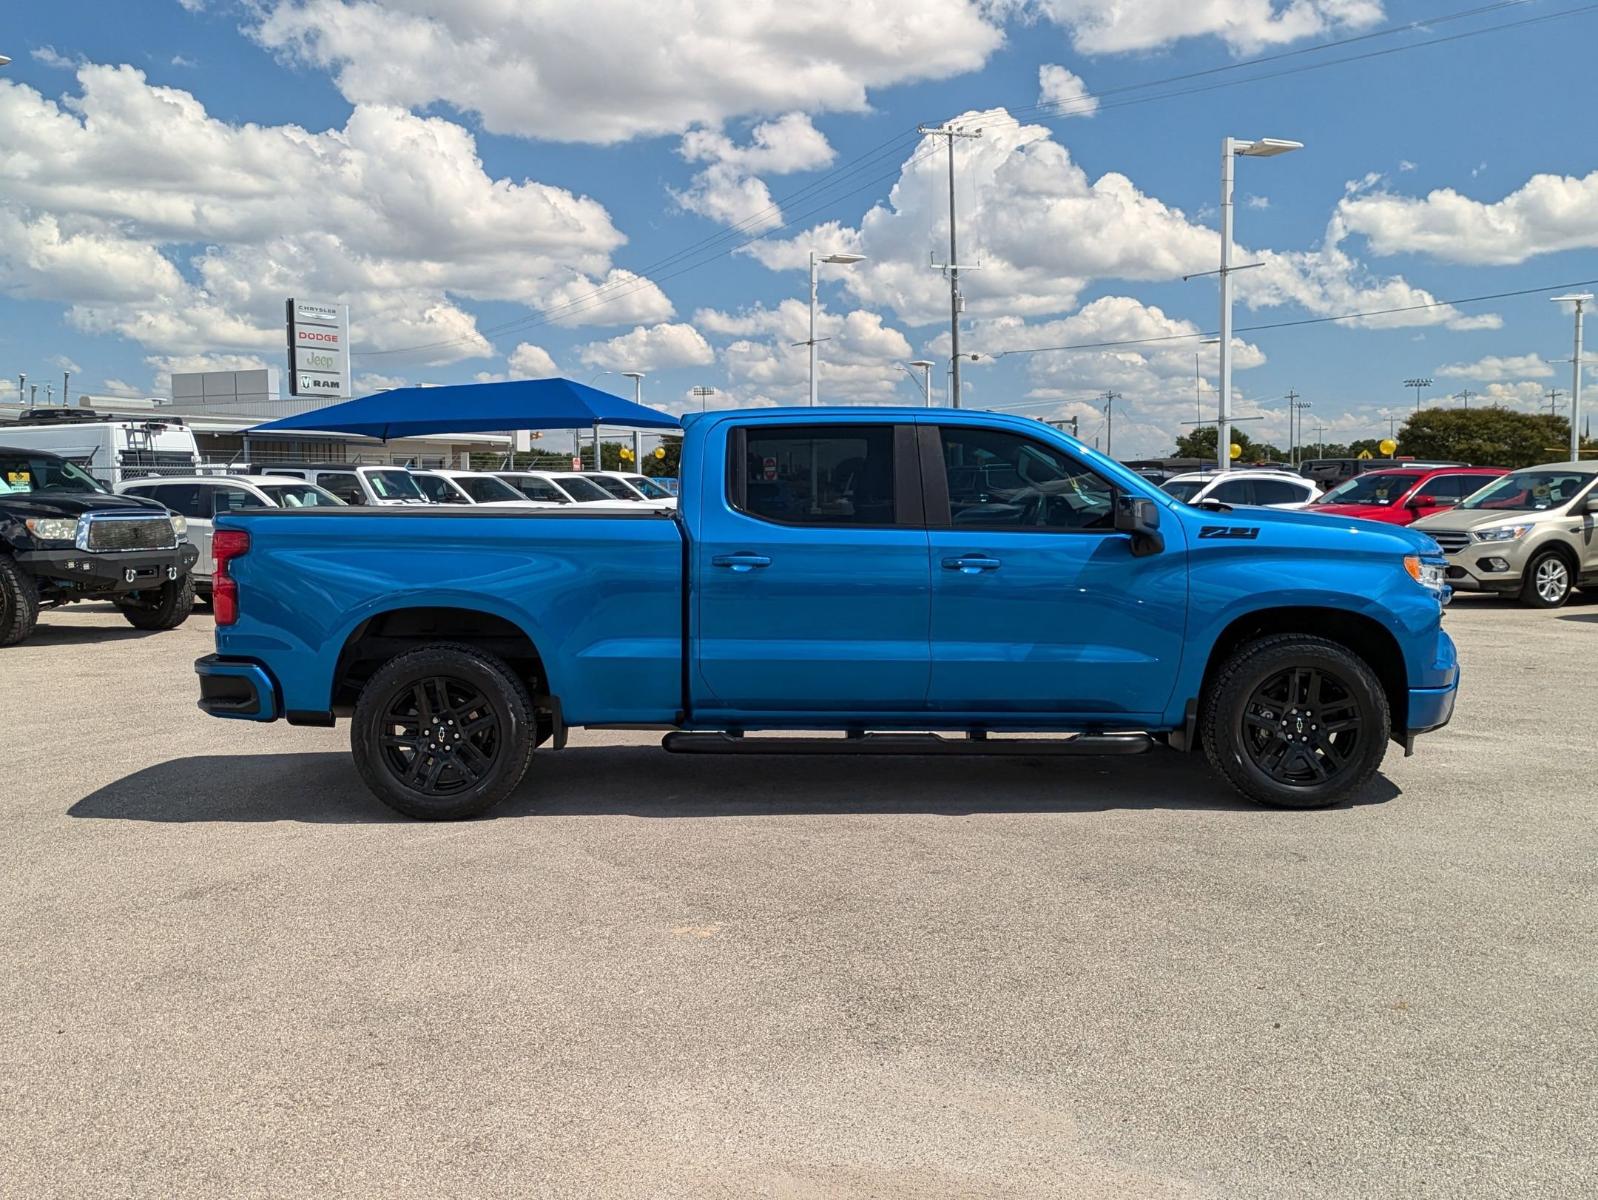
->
1311 465 1508 525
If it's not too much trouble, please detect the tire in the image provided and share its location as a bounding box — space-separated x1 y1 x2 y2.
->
351 642 536 820
1201 634 1390 809
0 555 41 647
117 573 195 630
1518 549 1573 609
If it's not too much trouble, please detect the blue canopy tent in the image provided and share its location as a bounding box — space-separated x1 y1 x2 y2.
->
249 377 680 441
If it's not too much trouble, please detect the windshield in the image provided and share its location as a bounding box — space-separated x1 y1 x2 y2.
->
257 482 344 507
502 475 569 503
1317 472 1420 507
458 475 525 503
1459 470 1593 512
0 452 108 495
625 474 672 499
553 474 614 503
585 474 641 500
1161 478 1206 502
411 474 466 503
366 469 427 501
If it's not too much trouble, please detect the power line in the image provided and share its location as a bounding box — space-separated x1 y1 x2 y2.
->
351 1 1596 363
994 278 1598 359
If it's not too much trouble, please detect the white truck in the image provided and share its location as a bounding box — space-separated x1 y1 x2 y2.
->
1 410 201 488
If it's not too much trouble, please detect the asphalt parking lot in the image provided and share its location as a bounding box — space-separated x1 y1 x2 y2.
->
2 596 1595 1199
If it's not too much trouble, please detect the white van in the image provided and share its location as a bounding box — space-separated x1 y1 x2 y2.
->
2 410 201 487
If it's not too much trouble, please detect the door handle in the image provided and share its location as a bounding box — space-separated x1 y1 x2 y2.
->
942 555 1002 574
712 553 772 572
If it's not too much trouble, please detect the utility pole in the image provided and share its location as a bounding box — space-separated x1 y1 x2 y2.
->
1101 391 1120 457
1286 390 1311 466
1387 412 1399 440
62 370 70 407
1455 388 1475 410
1545 387 1565 418
918 122 982 408
1404 377 1432 412
1551 293 1590 460
1313 419 1326 458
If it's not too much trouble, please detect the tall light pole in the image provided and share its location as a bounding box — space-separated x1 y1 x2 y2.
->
804 251 865 405
622 371 645 473
1404 377 1432 413
1217 137 1302 472
691 385 715 412
897 360 935 404
1551 294 1591 461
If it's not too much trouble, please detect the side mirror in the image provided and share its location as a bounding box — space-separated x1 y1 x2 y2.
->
1114 494 1164 557
1584 493 1598 514
1409 493 1439 509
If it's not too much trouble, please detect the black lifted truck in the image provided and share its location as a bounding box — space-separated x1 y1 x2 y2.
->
0 445 199 647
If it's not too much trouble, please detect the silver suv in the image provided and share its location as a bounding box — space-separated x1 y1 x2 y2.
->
1412 461 1598 607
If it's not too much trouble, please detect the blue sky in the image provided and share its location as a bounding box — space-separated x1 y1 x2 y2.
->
3 1 1597 456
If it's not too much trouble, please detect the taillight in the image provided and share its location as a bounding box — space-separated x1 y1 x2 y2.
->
212 529 250 626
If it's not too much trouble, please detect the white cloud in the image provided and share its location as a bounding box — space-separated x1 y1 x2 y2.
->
1337 170 1598 265
1435 353 1554 382
1027 0 1385 54
0 64 668 381
171 54 199 68
1398 160 1417 173
49 354 83 373
507 343 559 379
31 46 79 70
1245 195 1271 210
250 0 1004 144
1036 64 1096 117
578 322 714 372
674 113 836 230
696 299 912 403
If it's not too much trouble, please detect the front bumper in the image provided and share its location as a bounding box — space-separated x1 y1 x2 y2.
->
195 654 280 721
16 543 200 593
1439 538 1531 594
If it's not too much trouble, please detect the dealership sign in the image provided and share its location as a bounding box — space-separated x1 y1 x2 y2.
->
285 298 351 398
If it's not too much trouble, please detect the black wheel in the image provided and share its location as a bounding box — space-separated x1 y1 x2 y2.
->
0 555 41 647
351 643 535 820
1201 635 1390 809
1518 550 1573 609
117 574 195 630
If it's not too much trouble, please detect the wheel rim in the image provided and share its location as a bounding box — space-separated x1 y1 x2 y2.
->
1240 665 1363 788
379 676 501 796
1535 558 1568 603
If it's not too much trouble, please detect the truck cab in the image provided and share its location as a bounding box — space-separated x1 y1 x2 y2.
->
195 408 1458 820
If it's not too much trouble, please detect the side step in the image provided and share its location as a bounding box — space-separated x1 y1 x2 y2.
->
661 731 1153 757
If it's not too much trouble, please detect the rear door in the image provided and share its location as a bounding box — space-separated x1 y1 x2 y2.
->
1409 472 1477 519
921 423 1188 719
693 422 931 713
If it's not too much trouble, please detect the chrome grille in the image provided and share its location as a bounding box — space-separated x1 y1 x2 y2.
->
1429 530 1472 554
82 514 176 552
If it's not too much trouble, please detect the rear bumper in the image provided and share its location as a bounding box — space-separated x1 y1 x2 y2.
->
17 544 199 592
195 654 280 721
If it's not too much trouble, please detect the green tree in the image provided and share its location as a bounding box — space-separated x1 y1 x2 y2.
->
1398 408 1582 468
1171 427 1285 464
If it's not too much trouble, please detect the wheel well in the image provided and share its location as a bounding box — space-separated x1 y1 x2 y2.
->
1529 541 1580 574
331 606 548 714
1201 607 1408 735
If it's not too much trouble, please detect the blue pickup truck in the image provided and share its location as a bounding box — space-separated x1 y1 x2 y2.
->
195 407 1457 819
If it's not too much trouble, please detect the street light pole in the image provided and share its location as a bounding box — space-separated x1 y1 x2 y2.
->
1218 136 1302 472
623 371 645 473
1404 377 1432 413
1552 294 1592 460
805 251 866 405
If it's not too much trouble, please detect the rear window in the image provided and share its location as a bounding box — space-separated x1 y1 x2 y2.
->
1161 478 1205 502
584 474 640 500
552 475 613 503
257 482 344 508
734 425 897 526
458 475 525 503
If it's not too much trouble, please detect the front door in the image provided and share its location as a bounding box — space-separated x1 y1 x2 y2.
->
921 424 1188 719
693 422 930 714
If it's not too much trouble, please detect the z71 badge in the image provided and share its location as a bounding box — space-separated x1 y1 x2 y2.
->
1199 526 1261 540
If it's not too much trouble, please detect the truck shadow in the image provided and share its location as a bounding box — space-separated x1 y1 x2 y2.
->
24 623 168 647
69 747 1399 824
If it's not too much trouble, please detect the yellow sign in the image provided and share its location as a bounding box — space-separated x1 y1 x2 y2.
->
654 447 667 459
1228 442 1242 461
1357 449 1373 460
1378 438 1397 456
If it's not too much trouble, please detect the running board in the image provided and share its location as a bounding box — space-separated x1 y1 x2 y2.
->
660 731 1153 757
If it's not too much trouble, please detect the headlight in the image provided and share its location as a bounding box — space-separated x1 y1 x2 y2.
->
24 517 79 542
1404 555 1446 592
169 513 188 538
1473 524 1533 542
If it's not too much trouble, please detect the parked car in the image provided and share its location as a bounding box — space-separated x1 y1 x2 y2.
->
494 471 638 509
116 474 344 595
1311 466 1508 525
2 408 201 487
1161 469 1320 509
1412 461 1598 608
241 463 430 506
409 469 546 507
580 470 678 509
1300 457 1464 492
1 445 198 645
195 407 1457 820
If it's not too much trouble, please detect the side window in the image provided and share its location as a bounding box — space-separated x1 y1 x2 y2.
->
152 483 206 519
211 485 266 514
1421 475 1469 502
1251 478 1310 506
519 479 565 503
937 426 1115 531
734 425 897 526
412 474 455 503
1207 478 1255 506
317 473 365 504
